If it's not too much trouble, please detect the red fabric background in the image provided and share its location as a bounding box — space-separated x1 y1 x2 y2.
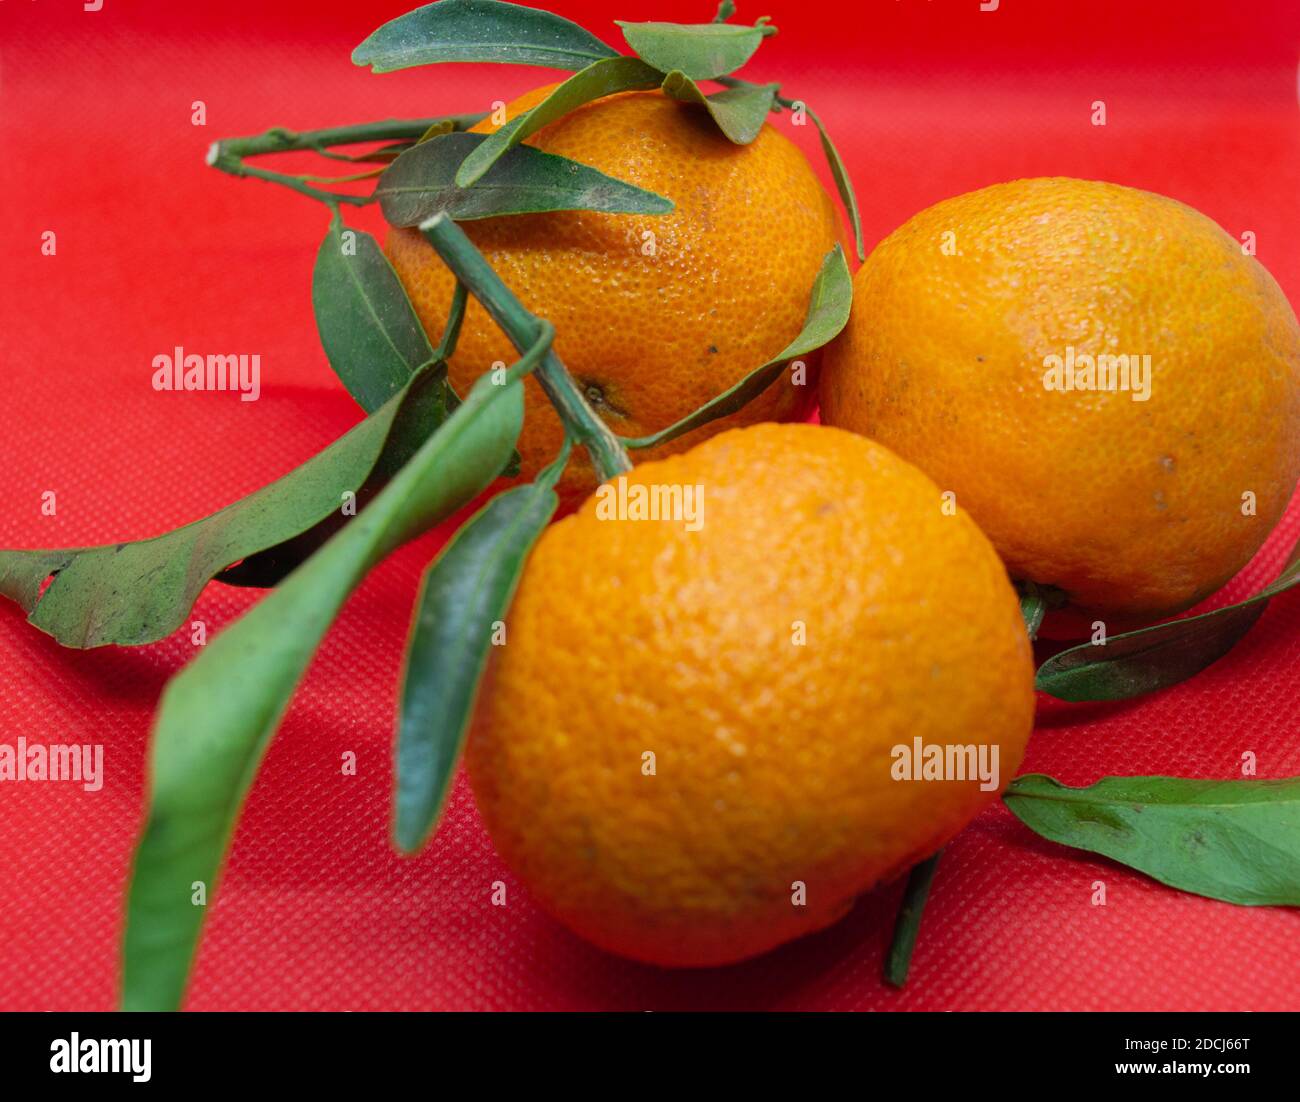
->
2 0 1299 1011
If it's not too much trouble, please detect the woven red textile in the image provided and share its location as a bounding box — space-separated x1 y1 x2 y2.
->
2 0 1299 1011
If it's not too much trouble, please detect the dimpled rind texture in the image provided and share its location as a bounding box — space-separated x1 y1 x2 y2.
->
820 177 1300 621
386 86 843 496
466 423 1036 968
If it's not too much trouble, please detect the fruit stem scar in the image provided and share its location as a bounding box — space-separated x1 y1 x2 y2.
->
578 379 630 420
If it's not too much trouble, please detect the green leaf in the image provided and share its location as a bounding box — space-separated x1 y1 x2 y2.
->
799 101 864 262
353 0 618 74
624 245 852 449
454 56 663 187
1036 541 1300 702
883 851 941 988
394 450 566 852
122 370 530 1013
616 19 768 80
660 70 777 145
1004 774 1300 907
1018 581 1048 641
0 370 453 649
713 1 737 23
377 131 673 227
312 218 435 412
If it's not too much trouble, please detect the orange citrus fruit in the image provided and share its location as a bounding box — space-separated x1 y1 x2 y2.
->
467 423 1035 967
387 85 843 496
821 177 1300 622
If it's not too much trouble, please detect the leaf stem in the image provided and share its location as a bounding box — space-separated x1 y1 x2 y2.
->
212 159 376 207
418 214 633 483
432 282 469 364
883 851 941 988
212 118 483 159
715 79 864 260
536 436 575 487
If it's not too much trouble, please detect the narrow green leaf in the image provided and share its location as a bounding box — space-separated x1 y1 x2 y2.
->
122 371 529 1013
660 71 777 144
222 374 461 587
1036 540 1300 702
0 370 452 649
883 851 941 988
800 102 864 262
377 131 673 227
1005 773 1300 907
353 0 617 74
616 19 768 80
455 56 663 187
312 218 435 412
394 451 566 852
624 245 851 449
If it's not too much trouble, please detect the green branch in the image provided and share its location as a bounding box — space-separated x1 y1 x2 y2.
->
206 115 486 208
418 214 633 483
